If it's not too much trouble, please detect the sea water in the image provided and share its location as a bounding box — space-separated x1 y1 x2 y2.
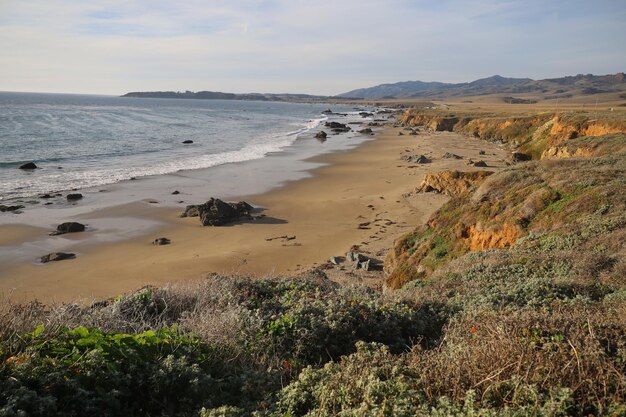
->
0 92 357 200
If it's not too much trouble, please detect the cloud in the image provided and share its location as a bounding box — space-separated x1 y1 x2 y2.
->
1 0 624 95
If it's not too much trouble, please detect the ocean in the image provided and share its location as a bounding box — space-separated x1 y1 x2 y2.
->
0 92 358 201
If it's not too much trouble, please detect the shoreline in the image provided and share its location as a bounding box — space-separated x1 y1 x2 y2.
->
0 125 510 303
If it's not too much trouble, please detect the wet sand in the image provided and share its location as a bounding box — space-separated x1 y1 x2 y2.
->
0 127 509 303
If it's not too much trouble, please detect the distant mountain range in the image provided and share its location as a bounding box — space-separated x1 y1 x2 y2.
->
337 73 626 99
122 72 626 102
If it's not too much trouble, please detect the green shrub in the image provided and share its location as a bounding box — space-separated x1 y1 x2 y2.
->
0 326 273 417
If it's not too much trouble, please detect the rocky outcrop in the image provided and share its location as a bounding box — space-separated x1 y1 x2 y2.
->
385 145 624 289
181 198 254 226
415 170 493 196
315 131 328 140
461 223 522 252
325 121 351 133
399 110 626 159
358 128 373 134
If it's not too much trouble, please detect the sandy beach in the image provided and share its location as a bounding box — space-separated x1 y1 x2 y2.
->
0 126 509 303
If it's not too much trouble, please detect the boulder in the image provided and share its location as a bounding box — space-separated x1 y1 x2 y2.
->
66 193 83 201
358 128 373 134
181 198 254 226
172 190 180 195
50 222 85 236
398 131 404 136
329 256 341 265
479 150 486 155
19 162 37 170
359 112 374 118
511 152 532 162
442 152 463 159
322 109 333 114
182 140 194 144
315 131 328 140
40 252 75 263
473 160 488 167
153 237 171 245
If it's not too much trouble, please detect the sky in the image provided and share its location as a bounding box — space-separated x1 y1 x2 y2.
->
1 0 625 96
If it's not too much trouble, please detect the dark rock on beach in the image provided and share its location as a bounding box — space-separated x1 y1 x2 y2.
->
315 131 328 140
182 140 194 144
0 204 25 213
401 154 431 164
181 198 254 226
325 121 351 132
153 237 171 245
19 162 38 170
473 160 488 167
40 252 76 263
442 152 463 159
50 222 86 236
66 193 83 201
358 128 373 134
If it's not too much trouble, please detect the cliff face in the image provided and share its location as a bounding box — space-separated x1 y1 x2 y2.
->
385 139 626 290
413 170 494 196
399 110 626 159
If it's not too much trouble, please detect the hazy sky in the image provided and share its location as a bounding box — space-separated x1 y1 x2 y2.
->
1 0 625 95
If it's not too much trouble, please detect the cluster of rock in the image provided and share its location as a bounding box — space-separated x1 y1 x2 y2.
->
401 154 431 164
329 251 379 271
324 121 351 133
0 204 25 213
181 198 254 226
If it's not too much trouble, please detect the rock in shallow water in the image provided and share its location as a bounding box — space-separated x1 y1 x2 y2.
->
19 162 38 170
40 252 76 263
66 193 83 201
0 205 25 213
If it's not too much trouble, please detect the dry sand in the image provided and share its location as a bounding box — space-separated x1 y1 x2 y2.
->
0 127 509 303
